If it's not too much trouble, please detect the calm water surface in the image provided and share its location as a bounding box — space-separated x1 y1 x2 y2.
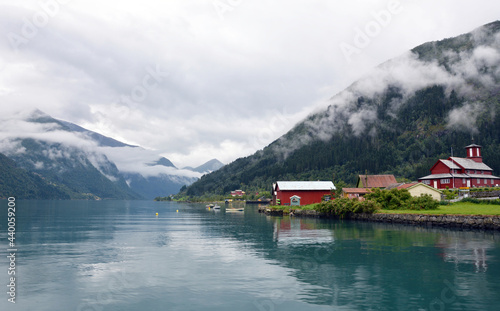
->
1 200 499 310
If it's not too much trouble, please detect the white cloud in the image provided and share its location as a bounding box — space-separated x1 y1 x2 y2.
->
1 0 500 166
0 112 202 179
274 23 500 156
348 107 378 136
446 102 487 133
98 146 202 179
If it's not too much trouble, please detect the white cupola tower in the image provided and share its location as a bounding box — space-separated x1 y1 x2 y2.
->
465 141 482 163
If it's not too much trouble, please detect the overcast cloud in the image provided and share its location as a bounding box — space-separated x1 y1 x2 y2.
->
1 0 500 168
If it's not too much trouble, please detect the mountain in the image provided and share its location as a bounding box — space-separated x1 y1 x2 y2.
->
0 110 200 199
150 157 176 168
185 21 500 196
184 159 225 174
0 152 70 199
57 119 136 148
1 110 142 199
1 138 138 200
121 158 222 200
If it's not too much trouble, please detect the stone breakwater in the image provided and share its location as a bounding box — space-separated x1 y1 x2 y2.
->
258 207 500 230
471 190 500 198
349 213 500 230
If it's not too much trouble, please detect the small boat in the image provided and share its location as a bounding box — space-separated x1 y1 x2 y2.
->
213 205 221 210
206 204 215 209
226 208 244 213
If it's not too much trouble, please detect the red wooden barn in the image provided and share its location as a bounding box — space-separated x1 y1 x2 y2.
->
418 143 500 189
272 181 336 206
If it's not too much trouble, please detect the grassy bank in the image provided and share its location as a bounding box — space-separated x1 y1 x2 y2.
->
379 202 500 216
269 201 500 217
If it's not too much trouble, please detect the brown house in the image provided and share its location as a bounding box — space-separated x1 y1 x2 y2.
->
342 188 371 200
357 175 397 189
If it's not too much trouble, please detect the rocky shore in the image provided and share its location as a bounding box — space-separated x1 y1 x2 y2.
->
258 207 500 230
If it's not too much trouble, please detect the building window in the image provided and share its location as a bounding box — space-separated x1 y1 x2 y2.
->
477 179 481 184
423 180 430 185
441 179 450 184
462 178 466 184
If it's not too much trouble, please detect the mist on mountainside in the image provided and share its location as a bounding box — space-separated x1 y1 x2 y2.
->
185 21 500 196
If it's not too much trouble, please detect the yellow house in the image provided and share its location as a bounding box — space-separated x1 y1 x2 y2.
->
397 183 442 201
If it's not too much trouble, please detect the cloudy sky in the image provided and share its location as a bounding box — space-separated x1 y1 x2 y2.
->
1 0 499 168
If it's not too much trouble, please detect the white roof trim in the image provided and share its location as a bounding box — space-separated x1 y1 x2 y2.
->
419 174 500 180
276 181 336 191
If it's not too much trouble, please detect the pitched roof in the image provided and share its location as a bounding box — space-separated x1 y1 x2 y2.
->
396 182 418 189
465 143 482 148
405 182 442 193
342 188 372 194
419 173 468 180
276 181 336 191
449 157 492 171
358 175 397 188
385 182 405 190
467 174 500 179
440 159 460 170
418 173 500 180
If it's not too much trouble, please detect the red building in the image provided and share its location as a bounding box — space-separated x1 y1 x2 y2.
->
418 143 500 189
272 181 336 206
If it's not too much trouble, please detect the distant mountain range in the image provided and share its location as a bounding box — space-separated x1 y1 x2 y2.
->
184 159 225 174
185 21 500 196
0 110 224 199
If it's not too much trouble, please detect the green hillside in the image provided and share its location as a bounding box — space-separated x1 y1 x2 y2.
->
185 21 500 197
0 153 70 199
7 138 141 200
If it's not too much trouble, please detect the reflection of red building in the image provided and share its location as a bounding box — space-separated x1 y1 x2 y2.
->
272 181 335 206
418 143 500 189
273 217 333 244
435 236 491 272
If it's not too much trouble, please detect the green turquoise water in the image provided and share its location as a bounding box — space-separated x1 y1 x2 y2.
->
1 200 499 310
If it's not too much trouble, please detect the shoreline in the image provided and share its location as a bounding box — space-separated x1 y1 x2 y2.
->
258 207 500 231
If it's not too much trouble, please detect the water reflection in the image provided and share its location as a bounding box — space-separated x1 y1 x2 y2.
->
252 215 500 310
2 201 499 311
436 235 492 273
273 217 334 245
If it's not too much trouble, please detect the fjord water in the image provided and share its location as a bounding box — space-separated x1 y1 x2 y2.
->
1 200 500 311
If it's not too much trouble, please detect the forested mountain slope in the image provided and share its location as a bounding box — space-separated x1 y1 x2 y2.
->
186 21 500 196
